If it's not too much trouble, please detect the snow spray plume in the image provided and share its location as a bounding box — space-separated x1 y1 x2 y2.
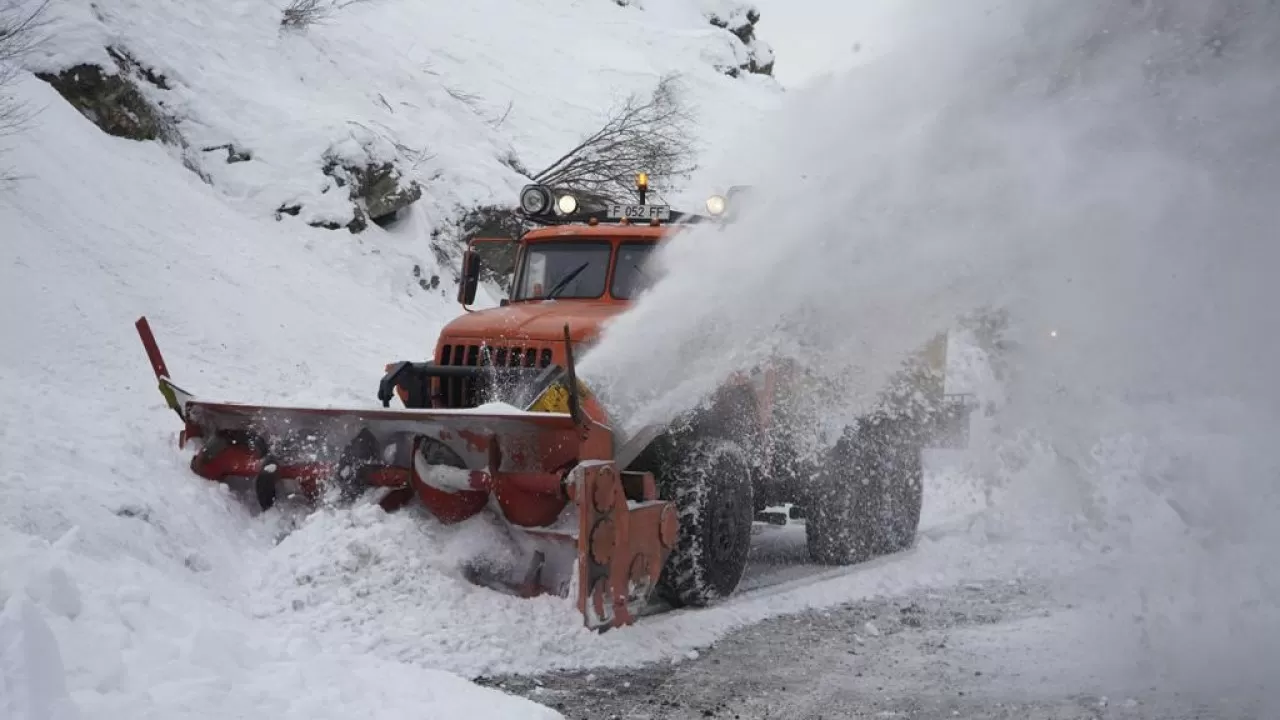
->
582 0 1280 708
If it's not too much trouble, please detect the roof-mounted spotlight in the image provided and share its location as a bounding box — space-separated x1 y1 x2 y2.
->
705 194 727 217
555 193 579 216
519 184 554 216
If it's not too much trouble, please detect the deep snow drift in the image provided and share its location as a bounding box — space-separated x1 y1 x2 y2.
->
0 75 565 719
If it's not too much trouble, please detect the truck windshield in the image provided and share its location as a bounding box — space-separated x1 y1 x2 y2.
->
514 241 611 300
611 242 660 300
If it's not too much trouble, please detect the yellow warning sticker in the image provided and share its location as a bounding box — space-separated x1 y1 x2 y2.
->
528 380 593 414
529 383 571 414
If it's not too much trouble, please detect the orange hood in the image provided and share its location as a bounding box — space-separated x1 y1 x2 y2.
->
439 300 628 345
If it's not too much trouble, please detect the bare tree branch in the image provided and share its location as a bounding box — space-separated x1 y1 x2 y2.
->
443 84 481 106
0 0 47 65
532 73 699 204
488 98 514 129
1 0 50 181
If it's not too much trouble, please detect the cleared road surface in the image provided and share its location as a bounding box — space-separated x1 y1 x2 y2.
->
483 527 1266 720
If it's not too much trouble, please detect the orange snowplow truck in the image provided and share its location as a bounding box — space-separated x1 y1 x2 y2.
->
135 174 974 632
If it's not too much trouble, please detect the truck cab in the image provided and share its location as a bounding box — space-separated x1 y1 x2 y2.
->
423 177 732 410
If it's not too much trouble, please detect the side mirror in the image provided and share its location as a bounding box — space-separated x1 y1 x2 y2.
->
457 250 481 306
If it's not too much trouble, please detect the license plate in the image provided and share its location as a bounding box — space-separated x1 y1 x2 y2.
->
607 204 671 221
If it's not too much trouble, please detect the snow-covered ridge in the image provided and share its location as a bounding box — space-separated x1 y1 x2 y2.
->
24 0 779 246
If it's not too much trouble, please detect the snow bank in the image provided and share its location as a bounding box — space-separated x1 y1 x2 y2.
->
0 74 562 718
1 593 81 720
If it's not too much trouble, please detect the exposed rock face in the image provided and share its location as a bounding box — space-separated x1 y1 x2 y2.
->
36 47 262 192
319 157 423 233
430 204 526 291
35 48 177 142
705 4 775 77
38 45 422 235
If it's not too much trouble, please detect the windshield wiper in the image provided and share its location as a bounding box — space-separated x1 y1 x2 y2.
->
630 261 656 292
543 262 590 300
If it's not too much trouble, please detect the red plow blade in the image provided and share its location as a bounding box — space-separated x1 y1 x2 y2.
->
134 316 677 631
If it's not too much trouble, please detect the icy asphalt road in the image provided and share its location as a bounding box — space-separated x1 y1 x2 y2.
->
486 576 1262 720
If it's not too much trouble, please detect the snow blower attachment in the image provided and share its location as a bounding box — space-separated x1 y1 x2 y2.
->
134 316 677 631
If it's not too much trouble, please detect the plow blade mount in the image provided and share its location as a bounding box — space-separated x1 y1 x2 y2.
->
134 316 677 631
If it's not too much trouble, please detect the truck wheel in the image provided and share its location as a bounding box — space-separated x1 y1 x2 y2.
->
805 416 924 564
651 437 755 607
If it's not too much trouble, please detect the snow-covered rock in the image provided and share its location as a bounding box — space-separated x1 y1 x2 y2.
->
698 0 776 77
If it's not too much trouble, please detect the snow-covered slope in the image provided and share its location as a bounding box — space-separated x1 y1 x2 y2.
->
0 71 568 719
0 0 787 717
25 0 779 233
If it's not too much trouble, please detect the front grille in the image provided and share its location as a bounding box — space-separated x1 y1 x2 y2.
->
437 342 556 408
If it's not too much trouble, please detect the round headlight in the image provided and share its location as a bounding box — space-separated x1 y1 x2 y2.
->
705 194 727 216
520 185 552 215
556 194 579 215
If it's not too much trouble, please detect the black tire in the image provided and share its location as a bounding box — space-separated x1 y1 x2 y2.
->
805 414 925 564
654 438 754 607
631 389 758 608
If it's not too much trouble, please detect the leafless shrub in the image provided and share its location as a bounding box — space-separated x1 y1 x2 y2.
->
280 0 332 28
1 0 50 180
0 0 45 64
280 0 375 29
531 73 699 204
